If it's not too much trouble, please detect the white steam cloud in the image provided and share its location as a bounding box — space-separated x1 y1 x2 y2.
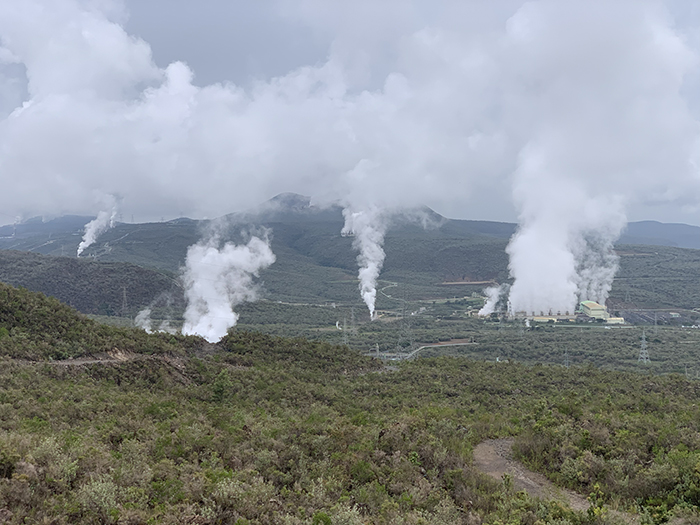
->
77 206 117 256
180 233 276 343
0 1 699 317
0 0 509 224
500 1 699 315
134 293 178 334
134 307 153 333
479 284 511 317
342 206 388 320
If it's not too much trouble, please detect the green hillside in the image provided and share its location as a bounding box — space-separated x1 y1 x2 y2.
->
609 245 700 309
0 250 183 317
0 204 512 313
0 282 196 360
0 285 699 523
3 198 700 344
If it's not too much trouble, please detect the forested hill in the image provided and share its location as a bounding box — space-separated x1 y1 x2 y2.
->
2 196 700 314
0 250 183 317
0 282 193 360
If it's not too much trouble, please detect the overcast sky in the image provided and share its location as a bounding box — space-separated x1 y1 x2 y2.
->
0 0 699 225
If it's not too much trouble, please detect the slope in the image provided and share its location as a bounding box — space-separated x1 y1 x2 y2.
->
0 281 193 360
0 250 183 317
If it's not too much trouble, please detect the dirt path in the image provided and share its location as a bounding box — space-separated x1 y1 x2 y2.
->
473 439 640 523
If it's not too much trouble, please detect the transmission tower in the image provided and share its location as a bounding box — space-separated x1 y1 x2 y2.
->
350 307 358 336
638 329 650 364
342 316 348 346
395 298 414 354
121 286 128 318
563 349 571 368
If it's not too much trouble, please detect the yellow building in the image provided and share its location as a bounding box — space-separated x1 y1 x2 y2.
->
580 301 608 320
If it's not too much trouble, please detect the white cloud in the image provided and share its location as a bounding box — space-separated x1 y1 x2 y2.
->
0 0 696 232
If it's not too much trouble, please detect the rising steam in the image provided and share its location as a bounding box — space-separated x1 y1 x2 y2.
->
478 284 511 316
77 207 117 256
134 308 154 333
573 229 623 307
500 1 696 316
1 1 699 320
134 293 179 334
134 308 178 335
180 232 276 343
504 149 628 315
342 207 387 320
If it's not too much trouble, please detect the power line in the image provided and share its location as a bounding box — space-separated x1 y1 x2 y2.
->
638 329 650 364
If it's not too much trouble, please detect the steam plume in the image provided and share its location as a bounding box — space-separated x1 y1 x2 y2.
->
478 284 511 317
77 207 117 256
505 148 628 315
134 292 179 334
573 230 622 307
341 207 387 320
501 1 697 316
181 232 276 343
134 307 153 333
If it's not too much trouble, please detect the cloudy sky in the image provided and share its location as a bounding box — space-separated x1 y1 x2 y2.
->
0 0 699 225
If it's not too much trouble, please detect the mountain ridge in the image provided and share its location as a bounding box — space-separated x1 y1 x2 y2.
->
4 194 700 252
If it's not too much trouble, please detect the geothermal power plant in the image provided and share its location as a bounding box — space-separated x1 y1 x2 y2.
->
508 300 625 325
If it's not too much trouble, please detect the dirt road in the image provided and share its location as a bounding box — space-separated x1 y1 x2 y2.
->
473 439 640 524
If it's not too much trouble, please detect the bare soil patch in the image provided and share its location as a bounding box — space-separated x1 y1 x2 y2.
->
473 439 641 524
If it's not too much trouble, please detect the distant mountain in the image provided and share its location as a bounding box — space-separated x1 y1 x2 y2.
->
618 221 700 249
3 198 699 255
0 215 94 238
2 195 700 315
443 219 700 249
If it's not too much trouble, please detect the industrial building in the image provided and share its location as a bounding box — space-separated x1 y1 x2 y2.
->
580 301 608 320
505 301 625 325
578 301 626 324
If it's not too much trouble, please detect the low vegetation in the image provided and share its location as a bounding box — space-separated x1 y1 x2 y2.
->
0 283 699 523
0 283 196 360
